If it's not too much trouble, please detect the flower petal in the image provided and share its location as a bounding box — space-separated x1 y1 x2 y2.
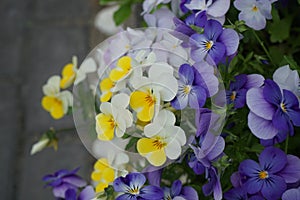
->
282 188 300 200
244 74 265 89
189 86 207 109
140 185 164 199
261 174 286 200
239 159 260 177
259 147 287 173
280 155 300 184
219 28 239 56
263 79 282 106
248 112 278 139
165 139 181 160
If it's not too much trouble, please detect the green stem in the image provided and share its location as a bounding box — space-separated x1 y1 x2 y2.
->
285 134 289 153
252 30 274 64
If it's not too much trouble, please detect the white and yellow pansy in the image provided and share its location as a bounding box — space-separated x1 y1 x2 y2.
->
137 110 186 166
130 63 178 122
74 57 97 85
60 56 77 89
96 93 133 141
41 76 73 119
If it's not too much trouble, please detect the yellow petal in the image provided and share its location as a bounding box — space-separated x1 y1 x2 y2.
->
109 56 132 82
100 92 112 102
148 149 167 166
96 114 115 131
60 63 76 89
41 96 56 111
137 138 158 155
102 168 115 182
100 78 114 91
96 182 109 193
130 91 155 122
94 158 110 170
91 171 102 181
117 56 131 71
98 128 114 141
50 99 64 119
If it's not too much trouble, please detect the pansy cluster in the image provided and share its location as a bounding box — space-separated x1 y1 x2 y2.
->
33 0 300 200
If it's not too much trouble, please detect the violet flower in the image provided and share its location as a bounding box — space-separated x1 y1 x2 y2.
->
247 79 300 140
43 168 87 199
238 147 297 199
163 180 198 200
234 0 273 30
226 74 264 109
144 7 176 29
65 186 95 200
190 19 239 65
113 173 164 200
171 64 207 110
202 167 223 200
282 187 300 200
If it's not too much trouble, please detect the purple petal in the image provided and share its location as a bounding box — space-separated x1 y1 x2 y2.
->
249 195 265 200
244 74 265 89
259 147 287 173
230 74 247 91
188 155 205 175
230 172 242 188
224 187 247 200
171 180 182 196
288 108 300 127
244 177 263 194
78 186 95 200
65 188 77 200
62 175 87 188
282 188 300 200
234 89 247 109
272 108 290 131
144 167 162 187
189 86 207 109
239 159 260 177
207 42 226 65
179 64 194 85
206 136 225 161
180 186 199 200
247 87 276 120
280 155 300 184
261 174 287 200
116 193 137 200
248 112 278 140
239 10 266 31
171 92 189 110
213 174 223 200
283 89 300 126
53 183 77 198
139 185 164 199
113 177 131 193
207 0 230 17
219 28 239 56
194 11 207 27
204 20 223 41
263 79 282 105
127 173 146 191
195 108 212 137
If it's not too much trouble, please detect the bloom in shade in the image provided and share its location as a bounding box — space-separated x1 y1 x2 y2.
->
226 74 264 109
113 173 164 200
137 110 186 166
41 76 73 119
60 56 77 89
234 0 273 30
65 185 95 200
163 180 199 200
190 19 239 65
43 168 86 199
247 79 300 140
91 158 115 193
96 93 133 141
238 147 288 199
171 64 207 110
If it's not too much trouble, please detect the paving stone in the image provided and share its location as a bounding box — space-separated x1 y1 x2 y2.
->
0 83 20 200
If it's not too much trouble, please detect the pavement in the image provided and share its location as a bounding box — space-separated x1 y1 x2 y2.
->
0 0 123 199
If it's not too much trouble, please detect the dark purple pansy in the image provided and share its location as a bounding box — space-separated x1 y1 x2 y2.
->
190 19 239 65
180 0 191 13
202 167 222 200
247 79 300 140
238 147 288 200
224 186 248 200
43 168 87 199
226 74 264 109
65 186 95 200
171 64 207 110
113 173 164 200
163 180 198 200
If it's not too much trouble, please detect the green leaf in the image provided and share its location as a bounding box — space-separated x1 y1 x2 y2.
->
113 2 132 26
283 55 299 70
268 16 293 43
99 0 117 5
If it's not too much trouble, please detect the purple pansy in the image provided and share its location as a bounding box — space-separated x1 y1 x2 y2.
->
247 79 300 140
224 186 248 200
171 64 207 109
65 186 95 200
163 180 198 200
234 0 273 30
190 19 239 65
282 187 300 200
226 74 264 109
113 173 164 200
43 168 87 199
238 147 300 199
202 167 223 200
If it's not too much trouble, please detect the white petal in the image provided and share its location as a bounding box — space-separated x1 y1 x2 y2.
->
100 102 113 115
112 93 130 109
154 109 176 126
149 62 174 78
165 139 181 160
43 76 61 96
74 58 97 85
114 152 129 166
154 73 178 101
144 122 163 138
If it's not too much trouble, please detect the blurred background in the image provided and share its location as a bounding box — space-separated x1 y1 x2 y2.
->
0 0 140 199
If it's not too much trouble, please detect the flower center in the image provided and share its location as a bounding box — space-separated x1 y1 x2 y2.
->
184 85 192 95
145 90 156 106
252 5 259 12
259 171 269 179
230 91 237 101
205 40 214 50
152 138 166 150
129 187 140 195
280 102 287 112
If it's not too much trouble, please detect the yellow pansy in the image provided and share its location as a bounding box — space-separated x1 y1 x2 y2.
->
41 76 73 119
91 158 115 193
60 56 77 89
99 77 115 102
109 56 132 82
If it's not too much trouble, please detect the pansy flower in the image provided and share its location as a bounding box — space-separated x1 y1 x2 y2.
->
190 19 239 65
96 93 133 140
60 56 77 89
234 0 273 30
247 79 300 140
238 147 288 199
142 0 172 14
171 64 207 110
65 185 95 200
226 74 264 109
113 173 164 200
99 77 115 102
163 180 199 200
282 187 300 200
91 158 115 193
137 110 186 166
41 76 73 119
